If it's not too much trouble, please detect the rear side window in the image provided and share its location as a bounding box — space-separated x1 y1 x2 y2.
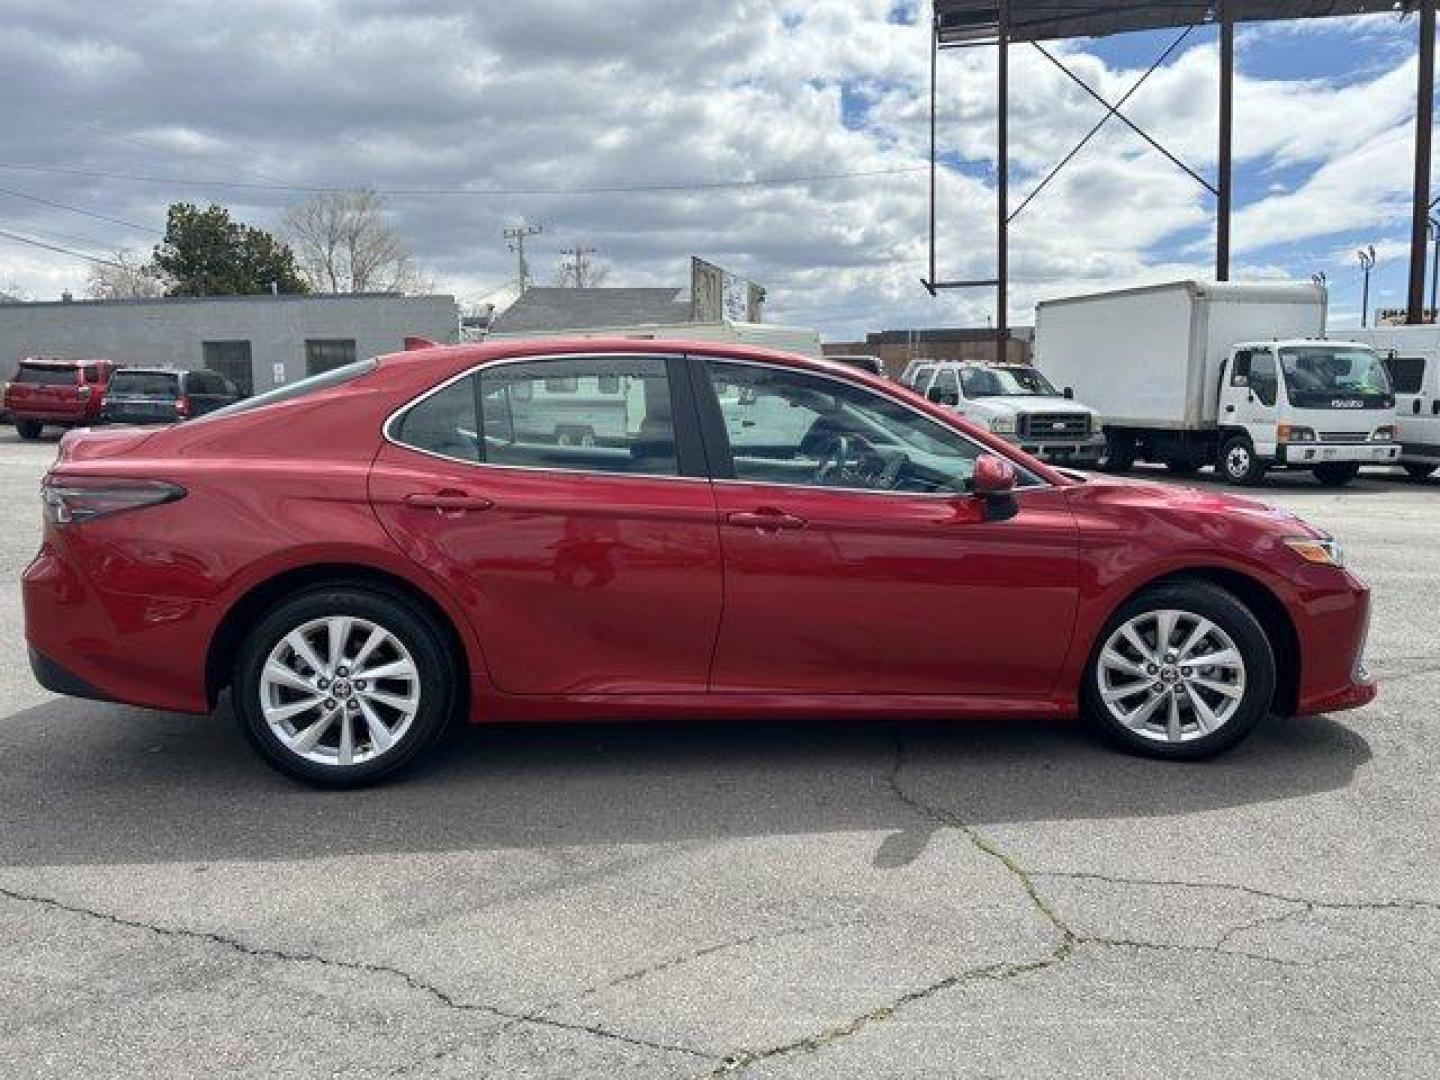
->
14 364 78 386
110 372 180 397
391 355 679 477
1384 355 1426 394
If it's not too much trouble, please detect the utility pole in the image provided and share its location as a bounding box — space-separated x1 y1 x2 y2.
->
1358 246 1377 328
560 245 599 288
503 224 543 293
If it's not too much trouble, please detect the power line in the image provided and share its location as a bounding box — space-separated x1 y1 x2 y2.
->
0 227 126 268
0 183 155 234
0 161 928 197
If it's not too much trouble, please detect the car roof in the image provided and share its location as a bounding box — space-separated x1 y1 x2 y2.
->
19 357 107 367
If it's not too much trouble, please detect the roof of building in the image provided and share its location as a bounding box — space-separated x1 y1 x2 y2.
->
934 1 1398 44
0 292 454 310
487 287 690 335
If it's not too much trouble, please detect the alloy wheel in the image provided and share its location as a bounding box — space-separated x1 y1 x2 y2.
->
258 616 421 767
1096 608 1247 744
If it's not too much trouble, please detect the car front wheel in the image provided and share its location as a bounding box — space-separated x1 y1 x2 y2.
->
15 420 42 440
1082 582 1275 760
232 583 457 788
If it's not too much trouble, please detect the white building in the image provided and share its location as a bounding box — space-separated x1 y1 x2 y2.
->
0 292 458 395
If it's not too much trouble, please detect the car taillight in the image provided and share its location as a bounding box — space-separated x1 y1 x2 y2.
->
41 478 185 526
175 396 191 418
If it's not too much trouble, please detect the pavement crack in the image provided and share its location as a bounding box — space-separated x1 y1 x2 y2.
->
0 884 709 1061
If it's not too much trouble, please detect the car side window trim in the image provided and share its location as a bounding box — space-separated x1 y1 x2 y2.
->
383 352 710 483
689 353 1047 497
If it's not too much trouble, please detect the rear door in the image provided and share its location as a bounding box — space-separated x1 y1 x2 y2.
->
369 353 724 696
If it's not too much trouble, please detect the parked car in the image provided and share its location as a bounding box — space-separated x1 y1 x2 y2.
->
25 340 1376 787
903 360 1106 467
3 357 115 439
100 367 241 425
1348 325 1440 480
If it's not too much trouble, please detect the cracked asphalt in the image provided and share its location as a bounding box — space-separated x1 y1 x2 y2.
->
1 433 1437 1078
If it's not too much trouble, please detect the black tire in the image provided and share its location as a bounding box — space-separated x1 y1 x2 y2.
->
15 420 42 440
232 582 458 788
1099 430 1134 474
1403 463 1437 480
1081 581 1276 761
1163 458 1199 477
1218 435 1267 485
1312 462 1361 487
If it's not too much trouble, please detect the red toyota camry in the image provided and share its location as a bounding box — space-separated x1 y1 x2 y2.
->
23 340 1375 787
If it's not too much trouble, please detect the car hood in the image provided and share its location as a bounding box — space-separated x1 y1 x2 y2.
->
968 395 1096 417
1066 474 1325 538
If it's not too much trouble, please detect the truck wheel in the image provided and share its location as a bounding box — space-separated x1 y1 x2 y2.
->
15 420 42 440
1099 431 1134 473
1313 462 1361 487
1219 436 1266 485
1082 581 1275 760
1404 463 1437 480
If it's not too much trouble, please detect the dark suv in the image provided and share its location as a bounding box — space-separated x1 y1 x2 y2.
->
100 368 241 425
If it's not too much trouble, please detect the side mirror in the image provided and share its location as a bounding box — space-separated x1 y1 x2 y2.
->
1062 386 1074 400
972 453 1017 496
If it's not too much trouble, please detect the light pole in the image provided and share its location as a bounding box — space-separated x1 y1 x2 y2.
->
1358 246 1377 328
1430 216 1439 321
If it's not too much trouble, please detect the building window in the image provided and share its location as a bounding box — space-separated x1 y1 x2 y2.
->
203 340 254 396
306 339 357 377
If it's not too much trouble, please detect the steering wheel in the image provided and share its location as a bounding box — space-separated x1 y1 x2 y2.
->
816 433 892 486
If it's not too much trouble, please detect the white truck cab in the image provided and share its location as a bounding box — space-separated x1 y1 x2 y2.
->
1346 325 1440 480
901 360 1106 467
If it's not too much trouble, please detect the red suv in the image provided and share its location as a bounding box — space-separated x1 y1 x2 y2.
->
5 357 115 439
22 341 1376 787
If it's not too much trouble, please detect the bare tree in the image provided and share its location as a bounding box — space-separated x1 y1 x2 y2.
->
554 245 611 288
281 190 431 294
85 250 168 299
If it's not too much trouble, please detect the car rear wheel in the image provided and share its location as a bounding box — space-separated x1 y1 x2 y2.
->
1313 462 1361 487
1219 436 1267 485
1082 582 1275 760
15 420 42 440
1403 463 1436 481
232 583 457 788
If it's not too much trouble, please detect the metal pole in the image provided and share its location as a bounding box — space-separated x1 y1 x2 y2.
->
1430 216 1439 319
929 16 938 292
1409 0 1435 323
996 2 1009 363
1217 1 1234 281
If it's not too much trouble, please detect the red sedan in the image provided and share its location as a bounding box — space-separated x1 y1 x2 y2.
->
23 341 1375 787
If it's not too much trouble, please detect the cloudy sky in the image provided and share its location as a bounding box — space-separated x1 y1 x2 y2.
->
0 0 1433 337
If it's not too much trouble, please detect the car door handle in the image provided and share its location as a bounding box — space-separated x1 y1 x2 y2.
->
726 509 807 531
404 491 494 513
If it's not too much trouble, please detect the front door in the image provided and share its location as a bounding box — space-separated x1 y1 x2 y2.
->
696 357 1080 697
370 353 723 696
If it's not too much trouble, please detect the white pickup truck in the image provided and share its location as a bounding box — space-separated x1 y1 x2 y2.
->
1035 281 1400 486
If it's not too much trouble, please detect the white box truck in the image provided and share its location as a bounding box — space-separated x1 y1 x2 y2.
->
1345 325 1440 479
1034 281 1400 486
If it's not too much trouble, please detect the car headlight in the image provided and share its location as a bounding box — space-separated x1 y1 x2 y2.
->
988 417 1017 434
1371 425 1396 442
1284 536 1345 568
1277 425 1316 443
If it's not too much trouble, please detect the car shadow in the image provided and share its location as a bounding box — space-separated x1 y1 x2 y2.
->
1124 463 1419 493
0 697 1371 868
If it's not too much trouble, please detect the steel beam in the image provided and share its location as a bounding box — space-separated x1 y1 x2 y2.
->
1410 0 1436 324
1217 2 1234 282
997 1 1009 362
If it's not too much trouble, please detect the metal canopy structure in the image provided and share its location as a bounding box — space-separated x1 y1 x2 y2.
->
925 1 1437 357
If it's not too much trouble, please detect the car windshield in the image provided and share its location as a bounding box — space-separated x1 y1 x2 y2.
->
961 366 1057 398
1278 347 1392 402
196 357 378 421
13 365 77 386
109 372 179 397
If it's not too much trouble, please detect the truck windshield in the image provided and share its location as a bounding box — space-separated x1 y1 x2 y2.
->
961 367 1058 398
1278 347 1392 407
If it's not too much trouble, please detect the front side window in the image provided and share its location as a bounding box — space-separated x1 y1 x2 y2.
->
707 360 1025 494
1249 350 1278 407
392 355 679 476
932 368 960 403
910 366 935 393
1384 355 1425 395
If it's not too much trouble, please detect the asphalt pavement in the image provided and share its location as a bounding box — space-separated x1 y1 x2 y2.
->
0 432 1436 1078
